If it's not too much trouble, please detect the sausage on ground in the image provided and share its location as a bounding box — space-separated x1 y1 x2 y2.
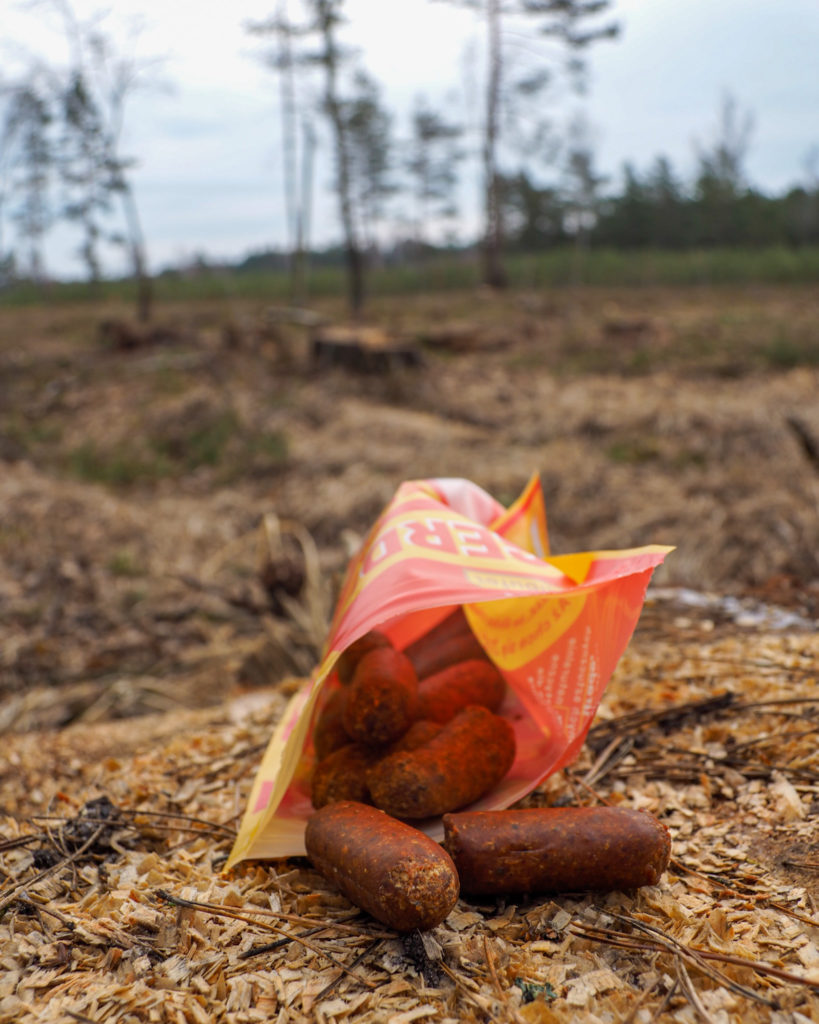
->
305 800 460 932
442 806 672 894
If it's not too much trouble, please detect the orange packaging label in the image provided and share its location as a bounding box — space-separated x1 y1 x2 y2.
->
226 474 672 866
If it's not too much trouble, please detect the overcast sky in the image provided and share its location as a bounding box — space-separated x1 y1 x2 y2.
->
3 0 819 277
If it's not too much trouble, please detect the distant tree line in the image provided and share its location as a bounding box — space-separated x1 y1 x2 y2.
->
499 156 819 253
502 128 819 253
221 107 819 274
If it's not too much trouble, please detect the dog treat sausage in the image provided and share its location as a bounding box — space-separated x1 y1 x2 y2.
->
311 744 380 808
403 607 489 680
442 807 672 894
417 659 506 723
388 718 442 752
403 607 470 657
336 629 393 685
305 800 460 932
343 647 419 746
311 722 442 810
312 688 350 760
367 705 516 819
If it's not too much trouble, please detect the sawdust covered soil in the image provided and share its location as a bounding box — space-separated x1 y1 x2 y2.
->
1 615 818 1023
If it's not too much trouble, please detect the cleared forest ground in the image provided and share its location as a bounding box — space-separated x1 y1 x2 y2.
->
1 284 817 710
1 284 817 1023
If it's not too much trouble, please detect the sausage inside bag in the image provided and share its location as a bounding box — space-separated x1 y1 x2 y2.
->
226 474 672 866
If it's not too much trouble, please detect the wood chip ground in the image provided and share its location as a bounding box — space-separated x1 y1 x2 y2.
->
2 600 817 1024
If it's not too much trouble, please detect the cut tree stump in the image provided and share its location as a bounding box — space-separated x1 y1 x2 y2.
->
98 318 187 350
310 325 422 372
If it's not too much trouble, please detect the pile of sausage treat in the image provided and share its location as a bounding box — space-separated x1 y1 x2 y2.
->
305 609 671 933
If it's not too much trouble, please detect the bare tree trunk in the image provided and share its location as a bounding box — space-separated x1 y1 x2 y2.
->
482 0 506 289
328 96 365 315
29 234 46 284
293 120 316 304
120 182 152 322
315 0 365 316
277 0 300 301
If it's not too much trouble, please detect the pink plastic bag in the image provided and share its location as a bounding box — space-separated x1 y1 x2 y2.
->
226 474 672 866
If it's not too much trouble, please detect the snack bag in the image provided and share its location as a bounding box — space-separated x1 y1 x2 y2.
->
226 474 672 866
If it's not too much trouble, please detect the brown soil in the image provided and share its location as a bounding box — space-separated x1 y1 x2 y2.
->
2 285 817 716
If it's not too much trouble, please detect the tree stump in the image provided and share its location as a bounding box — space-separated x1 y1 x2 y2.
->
310 326 422 373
